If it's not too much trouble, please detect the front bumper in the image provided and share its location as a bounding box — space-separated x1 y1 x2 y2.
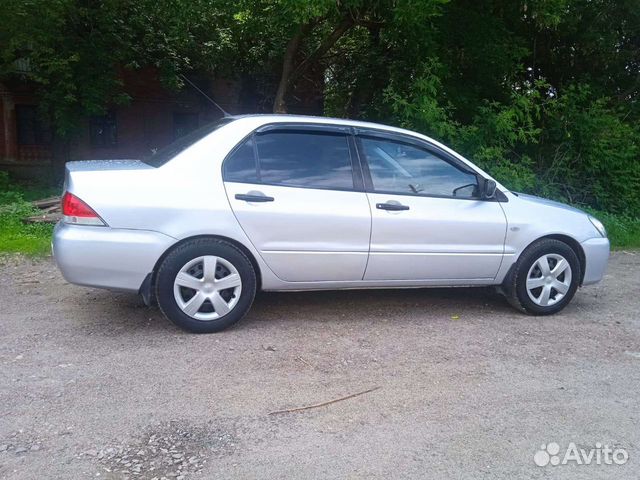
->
581 237 610 285
52 222 176 292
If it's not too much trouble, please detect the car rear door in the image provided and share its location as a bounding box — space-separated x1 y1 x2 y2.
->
356 131 507 282
223 124 371 282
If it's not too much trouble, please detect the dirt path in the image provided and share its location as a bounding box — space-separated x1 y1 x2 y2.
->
1 251 639 479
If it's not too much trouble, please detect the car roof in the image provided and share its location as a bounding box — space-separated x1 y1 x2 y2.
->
229 113 423 138
227 113 463 164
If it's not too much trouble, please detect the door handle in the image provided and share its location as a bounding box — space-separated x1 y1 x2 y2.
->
376 202 409 211
235 193 274 203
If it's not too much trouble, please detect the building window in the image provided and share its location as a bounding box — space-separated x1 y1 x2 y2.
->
90 111 117 147
173 112 199 140
16 105 51 145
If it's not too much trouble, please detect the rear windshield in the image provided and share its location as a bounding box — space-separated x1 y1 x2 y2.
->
142 117 234 167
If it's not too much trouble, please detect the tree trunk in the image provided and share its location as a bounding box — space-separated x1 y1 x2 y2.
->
273 23 314 113
273 15 355 114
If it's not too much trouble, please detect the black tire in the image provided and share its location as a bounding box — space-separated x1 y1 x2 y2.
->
503 238 581 315
155 238 256 333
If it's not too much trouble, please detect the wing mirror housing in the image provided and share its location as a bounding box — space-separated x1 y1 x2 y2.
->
477 176 497 199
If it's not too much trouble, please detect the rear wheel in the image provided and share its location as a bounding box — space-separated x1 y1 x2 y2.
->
155 238 256 332
504 238 581 315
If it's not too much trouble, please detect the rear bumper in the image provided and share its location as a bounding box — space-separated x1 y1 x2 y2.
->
52 222 176 292
581 237 610 285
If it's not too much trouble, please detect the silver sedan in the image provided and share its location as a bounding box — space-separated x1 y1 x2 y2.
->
53 115 610 332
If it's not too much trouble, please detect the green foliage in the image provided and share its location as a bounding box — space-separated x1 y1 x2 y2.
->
384 60 457 140
452 87 545 192
385 70 640 216
582 208 640 250
377 1 639 218
0 0 239 134
383 69 543 193
0 172 54 255
538 86 640 214
0 0 638 221
1 0 131 134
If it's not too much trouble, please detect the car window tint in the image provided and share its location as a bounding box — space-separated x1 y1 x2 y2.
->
223 137 258 182
143 117 233 167
361 137 478 197
255 131 353 189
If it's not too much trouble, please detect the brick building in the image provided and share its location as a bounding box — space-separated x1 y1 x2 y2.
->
0 67 324 179
0 69 250 177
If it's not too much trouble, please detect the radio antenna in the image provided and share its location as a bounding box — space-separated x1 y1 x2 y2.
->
179 74 230 117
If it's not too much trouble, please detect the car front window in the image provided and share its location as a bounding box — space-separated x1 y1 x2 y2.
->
361 137 478 198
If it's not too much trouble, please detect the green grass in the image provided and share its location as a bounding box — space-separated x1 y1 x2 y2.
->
0 220 54 255
582 207 640 250
0 172 57 255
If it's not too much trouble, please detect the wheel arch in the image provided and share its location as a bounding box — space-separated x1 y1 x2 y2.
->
505 233 586 287
139 234 263 305
543 234 586 285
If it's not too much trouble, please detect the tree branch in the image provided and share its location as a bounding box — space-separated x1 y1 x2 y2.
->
268 387 381 415
355 19 386 29
289 14 355 87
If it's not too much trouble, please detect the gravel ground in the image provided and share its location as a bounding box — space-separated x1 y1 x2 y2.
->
0 251 639 479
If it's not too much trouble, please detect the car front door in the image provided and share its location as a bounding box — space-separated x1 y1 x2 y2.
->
223 125 371 282
356 132 507 282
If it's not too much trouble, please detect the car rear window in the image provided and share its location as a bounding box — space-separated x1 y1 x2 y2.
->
143 117 234 167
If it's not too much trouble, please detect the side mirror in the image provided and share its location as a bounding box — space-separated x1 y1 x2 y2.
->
484 179 497 199
477 176 497 199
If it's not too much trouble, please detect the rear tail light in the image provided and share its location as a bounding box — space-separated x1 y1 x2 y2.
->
61 192 105 226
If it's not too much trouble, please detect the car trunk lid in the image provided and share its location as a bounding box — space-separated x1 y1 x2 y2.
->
62 159 158 228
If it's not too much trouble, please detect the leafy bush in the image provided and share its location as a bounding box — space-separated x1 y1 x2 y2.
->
384 68 640 220
0 172 54 255
384 70 544 193
538 86 640 215
0 171 23 205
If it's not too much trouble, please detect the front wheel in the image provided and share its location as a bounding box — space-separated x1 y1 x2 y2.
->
155 238 256 333
504 238 581 315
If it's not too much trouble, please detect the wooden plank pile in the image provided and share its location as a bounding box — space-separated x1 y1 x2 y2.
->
24 196 62 224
